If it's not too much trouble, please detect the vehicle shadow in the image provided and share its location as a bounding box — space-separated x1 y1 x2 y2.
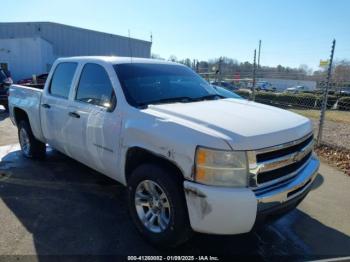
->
310 173 324 191
0 149 349 259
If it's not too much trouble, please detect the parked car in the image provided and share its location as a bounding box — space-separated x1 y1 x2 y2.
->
335 87 350 97
9 57 319 247
212 85 243 99
211 81 238 90
17 73 48 86
256 81 276 92
0 68 13 111
285 85 312 93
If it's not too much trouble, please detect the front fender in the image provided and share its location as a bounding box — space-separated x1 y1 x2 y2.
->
120 115 231 184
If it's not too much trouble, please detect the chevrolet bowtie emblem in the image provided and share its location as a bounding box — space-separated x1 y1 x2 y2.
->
293 150 305 162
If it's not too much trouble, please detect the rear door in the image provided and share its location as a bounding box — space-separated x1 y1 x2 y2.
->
65 63 120 177
41 62 78 152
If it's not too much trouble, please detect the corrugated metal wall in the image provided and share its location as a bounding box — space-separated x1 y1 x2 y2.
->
0 37 54 80
0 22 151 58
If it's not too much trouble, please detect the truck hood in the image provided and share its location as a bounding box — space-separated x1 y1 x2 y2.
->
145 98 312 150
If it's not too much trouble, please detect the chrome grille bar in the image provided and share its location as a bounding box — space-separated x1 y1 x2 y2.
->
248 133 314 189
258 139 314 173
254 132 313 155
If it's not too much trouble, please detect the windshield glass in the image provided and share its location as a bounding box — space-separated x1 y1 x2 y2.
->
114 63 218 107
212 85 243 99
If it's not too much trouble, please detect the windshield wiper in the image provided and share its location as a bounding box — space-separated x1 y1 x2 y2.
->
193 94 224 101
138 96 195 108
137 94 224 109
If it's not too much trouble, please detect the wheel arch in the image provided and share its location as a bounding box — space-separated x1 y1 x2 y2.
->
124 146 186 185
13 106 45 142
13 107 29 126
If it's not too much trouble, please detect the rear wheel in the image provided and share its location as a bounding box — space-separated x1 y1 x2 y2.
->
127 163 192 247
18 120 46 159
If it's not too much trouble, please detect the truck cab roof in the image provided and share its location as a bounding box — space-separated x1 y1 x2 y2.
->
56 56 179 66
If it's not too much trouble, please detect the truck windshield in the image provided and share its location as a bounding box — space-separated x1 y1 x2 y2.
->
114 63 220 107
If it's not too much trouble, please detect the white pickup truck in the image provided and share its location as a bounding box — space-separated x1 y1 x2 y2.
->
9 57 319 247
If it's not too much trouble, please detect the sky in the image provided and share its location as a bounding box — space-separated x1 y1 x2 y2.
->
1 0 350 69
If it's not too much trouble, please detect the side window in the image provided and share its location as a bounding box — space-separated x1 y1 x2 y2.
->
49 62 77 98
76 63 116 111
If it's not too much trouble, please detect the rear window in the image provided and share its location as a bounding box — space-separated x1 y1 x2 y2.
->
49 62 77 98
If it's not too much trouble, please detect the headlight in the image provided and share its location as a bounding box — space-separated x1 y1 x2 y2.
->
194 147 248 187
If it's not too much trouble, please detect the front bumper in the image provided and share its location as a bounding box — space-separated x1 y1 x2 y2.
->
184 154 320 234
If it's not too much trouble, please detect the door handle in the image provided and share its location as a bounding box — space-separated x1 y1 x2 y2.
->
41 103 51 109
69 111 80 118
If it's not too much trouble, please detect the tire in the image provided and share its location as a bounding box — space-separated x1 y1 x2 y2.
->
18 120 46 159
127 163 192 248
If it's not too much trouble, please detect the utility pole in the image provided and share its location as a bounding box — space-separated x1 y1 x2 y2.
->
252 49 257 101
317 39 336 145
218 57 223 86
257 40 261 69
207 63 210 82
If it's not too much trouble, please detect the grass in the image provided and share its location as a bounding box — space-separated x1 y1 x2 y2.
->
291 109 350 124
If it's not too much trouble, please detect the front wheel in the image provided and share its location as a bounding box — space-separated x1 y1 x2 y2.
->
18 120 46 159
127 163 192 247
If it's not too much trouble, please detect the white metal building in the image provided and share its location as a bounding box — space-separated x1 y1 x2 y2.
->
260 78 317 91
0 22 152 81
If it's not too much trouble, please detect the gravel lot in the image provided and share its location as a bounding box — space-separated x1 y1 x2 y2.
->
313 119 350 150
289 108 350 150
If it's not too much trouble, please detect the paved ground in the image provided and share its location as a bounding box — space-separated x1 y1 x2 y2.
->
0 110 350 260
0 110 18 146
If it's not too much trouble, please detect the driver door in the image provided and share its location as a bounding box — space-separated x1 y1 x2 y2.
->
65 63 120 178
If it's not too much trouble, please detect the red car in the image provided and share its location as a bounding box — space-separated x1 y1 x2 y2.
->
17 73 48 86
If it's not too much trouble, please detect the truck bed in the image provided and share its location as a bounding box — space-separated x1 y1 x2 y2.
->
9 84 45 142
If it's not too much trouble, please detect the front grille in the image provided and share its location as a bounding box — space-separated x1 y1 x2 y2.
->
257 135 313 162
257 152 311 184
251 133 314 187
